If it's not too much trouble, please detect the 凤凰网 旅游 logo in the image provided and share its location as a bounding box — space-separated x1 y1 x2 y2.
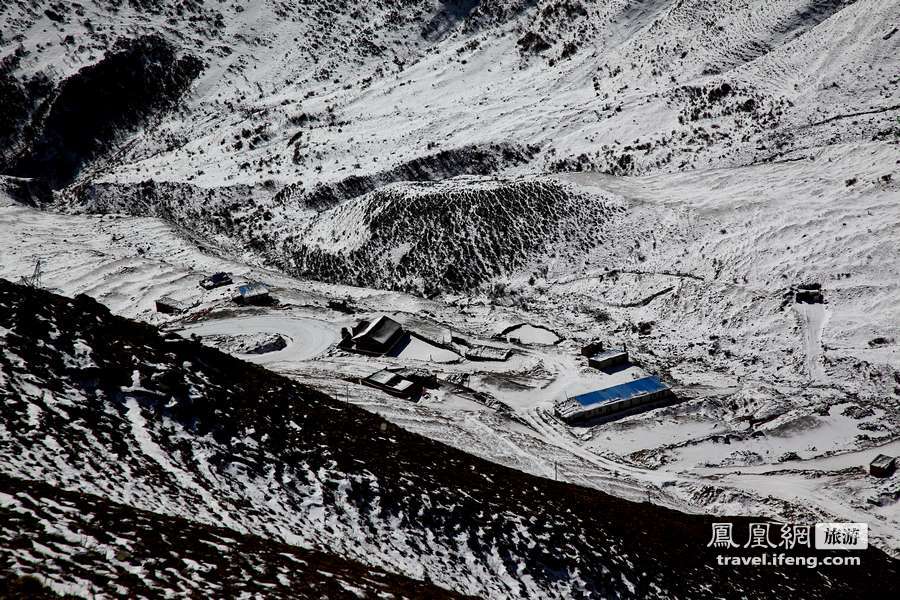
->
707 521 867 550
814 523 868 550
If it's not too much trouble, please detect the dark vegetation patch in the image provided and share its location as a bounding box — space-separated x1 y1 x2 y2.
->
517 31 552 53
283 179 614 294
669 82 787 126
10 35 203 188
0 48 53 172
277 142 538 210
461 0 540 34
514 0 593 62
0 474 467 600
547 79 791 175
2 279 898 598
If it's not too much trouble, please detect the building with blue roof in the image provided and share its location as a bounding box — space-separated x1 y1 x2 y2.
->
555 376 674 423
233 282 271 305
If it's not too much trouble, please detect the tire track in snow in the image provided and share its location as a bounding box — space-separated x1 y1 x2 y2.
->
796 302 827 381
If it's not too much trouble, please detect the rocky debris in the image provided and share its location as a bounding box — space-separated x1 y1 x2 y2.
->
205 332 288 355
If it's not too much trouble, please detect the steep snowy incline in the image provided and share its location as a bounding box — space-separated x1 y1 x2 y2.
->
0 474 469 600
3 0 897 191
2 279 898 599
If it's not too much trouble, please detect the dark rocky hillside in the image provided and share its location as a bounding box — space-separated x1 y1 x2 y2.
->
281 178 618 294
0 474 469 600
0 49 52 172
276 142 538 210
1 278 898 598
9 35 202 188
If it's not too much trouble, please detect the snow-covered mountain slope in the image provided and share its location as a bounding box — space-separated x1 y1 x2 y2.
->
2 1 899 594
3 278 898 599
0 475 469 600
1 0 896 301
2 0 897 189
3 0 894 291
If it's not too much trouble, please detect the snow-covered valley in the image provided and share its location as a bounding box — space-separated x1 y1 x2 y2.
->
2 0 899 597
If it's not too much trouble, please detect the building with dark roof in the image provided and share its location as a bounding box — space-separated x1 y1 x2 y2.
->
351 315 404 354
155 296 190 314
200 272 233 290
870 454 897 478
588 349 629 371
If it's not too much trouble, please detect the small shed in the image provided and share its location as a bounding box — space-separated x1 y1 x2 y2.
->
362 369 419 399
155 296 189 314
465 345 512 362
351 315 404 354
580 340 606 358
588 348 629 371
870 454 897 478
794 283 824 304
200 271 233 290
234 283 270 305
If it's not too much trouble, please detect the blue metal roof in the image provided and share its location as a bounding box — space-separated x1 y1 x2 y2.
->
570 376 668 407
238 283 267 295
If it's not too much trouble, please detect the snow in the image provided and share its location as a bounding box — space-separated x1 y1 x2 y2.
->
178 315 339 365
1 0 899 576
504 324 561 346
124 398 241 532
393 335 459 363
795 302 827 381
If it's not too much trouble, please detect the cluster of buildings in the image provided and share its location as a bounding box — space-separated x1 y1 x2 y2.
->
159 274 677 423
339 319 676 421
340 315 446 400
554 344 676 425
154 272 271 315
